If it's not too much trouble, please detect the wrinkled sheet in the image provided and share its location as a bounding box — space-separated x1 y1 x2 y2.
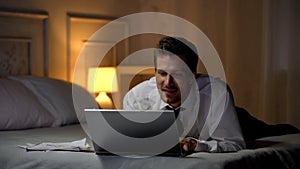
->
1 124 300 169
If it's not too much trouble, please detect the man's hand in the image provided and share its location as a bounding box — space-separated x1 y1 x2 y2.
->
180 137 197 155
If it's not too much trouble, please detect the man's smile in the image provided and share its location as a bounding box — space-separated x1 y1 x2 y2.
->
162 88 178 96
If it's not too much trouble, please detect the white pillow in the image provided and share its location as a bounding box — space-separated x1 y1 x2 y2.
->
9 76 98 126
9 76 79 126
0 78 55 130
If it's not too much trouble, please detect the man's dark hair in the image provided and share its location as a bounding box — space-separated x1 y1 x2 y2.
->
154 36 199 72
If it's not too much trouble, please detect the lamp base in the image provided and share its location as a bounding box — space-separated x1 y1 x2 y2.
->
95 92 113 109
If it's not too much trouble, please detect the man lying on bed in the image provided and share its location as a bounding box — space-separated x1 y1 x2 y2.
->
123 36 246 155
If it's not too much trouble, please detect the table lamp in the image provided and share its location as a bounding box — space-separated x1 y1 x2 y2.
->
88 67 118 109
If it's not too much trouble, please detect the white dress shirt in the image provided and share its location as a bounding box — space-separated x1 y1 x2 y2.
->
123 75 245 152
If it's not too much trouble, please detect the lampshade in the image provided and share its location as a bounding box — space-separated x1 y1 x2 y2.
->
88 67 119 93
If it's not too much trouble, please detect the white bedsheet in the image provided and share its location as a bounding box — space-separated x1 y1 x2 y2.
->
1 124 300 169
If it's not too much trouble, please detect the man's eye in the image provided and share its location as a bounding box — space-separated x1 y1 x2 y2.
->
172 72 185 78
158 70 167 76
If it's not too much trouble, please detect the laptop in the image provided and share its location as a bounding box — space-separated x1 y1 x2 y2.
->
84 109 184 157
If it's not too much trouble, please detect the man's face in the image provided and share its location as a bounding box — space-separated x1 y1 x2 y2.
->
155 54 194 108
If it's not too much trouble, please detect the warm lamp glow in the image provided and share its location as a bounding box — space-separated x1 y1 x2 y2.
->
88 67 118 108
95 92 113 109
88 67 118 93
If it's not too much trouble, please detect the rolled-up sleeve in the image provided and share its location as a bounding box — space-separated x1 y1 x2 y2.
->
195 78 245 152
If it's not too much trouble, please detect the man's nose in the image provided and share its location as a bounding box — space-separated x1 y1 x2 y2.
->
164 74 175 85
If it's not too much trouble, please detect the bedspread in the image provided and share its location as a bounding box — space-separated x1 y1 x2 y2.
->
1 124 300 169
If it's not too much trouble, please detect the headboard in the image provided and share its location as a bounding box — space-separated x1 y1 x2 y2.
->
0 9 48 77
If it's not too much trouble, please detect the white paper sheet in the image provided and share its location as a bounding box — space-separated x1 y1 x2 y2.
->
18 138 93 152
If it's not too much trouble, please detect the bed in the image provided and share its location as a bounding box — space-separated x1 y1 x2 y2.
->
1 75 300 169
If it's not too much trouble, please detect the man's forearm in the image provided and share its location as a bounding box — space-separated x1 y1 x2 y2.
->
194 139 244 153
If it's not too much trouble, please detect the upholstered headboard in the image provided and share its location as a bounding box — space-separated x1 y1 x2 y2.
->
0 9 48 77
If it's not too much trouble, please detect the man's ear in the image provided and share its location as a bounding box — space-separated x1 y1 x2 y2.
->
192 72 198 80
188 72 197 85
